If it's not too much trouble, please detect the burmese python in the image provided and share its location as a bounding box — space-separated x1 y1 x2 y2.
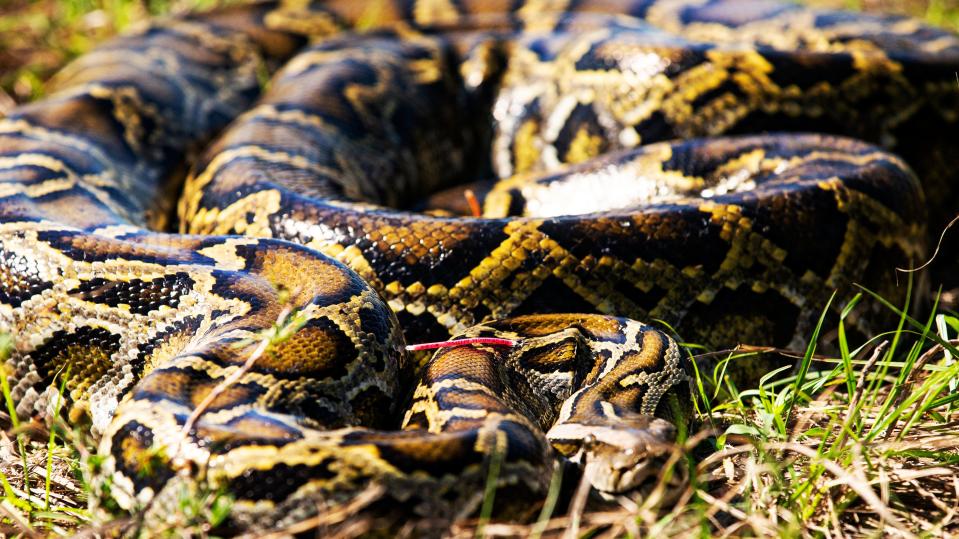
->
0 0 957 530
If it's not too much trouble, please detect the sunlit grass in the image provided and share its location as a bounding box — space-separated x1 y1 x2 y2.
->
447 284 959 537
0 0 240 106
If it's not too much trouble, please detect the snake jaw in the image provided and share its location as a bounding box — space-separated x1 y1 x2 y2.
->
547 416 677 493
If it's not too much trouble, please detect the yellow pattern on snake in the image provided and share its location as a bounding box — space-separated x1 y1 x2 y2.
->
0 0 956 531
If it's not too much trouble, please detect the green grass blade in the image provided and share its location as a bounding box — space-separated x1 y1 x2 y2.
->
785 291 835 420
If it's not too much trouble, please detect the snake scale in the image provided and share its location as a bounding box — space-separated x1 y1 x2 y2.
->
1 0 957 530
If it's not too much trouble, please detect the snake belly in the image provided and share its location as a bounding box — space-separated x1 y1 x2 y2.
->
0 0 955 530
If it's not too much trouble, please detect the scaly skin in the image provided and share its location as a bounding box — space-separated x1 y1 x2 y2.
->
0 0 954 532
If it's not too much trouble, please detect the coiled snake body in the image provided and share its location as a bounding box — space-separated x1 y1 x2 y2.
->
0 0 956 529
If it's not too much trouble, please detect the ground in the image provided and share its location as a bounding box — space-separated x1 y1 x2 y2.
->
1 1 958 537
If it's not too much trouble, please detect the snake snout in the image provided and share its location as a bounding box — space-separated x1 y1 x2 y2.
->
548 416 679 493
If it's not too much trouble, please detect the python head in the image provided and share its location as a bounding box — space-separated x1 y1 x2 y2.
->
546 414 680 493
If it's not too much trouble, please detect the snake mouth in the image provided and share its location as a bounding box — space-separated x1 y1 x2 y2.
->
547 416 680 494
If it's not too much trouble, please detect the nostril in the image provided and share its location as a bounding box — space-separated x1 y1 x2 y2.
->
583 433 597 448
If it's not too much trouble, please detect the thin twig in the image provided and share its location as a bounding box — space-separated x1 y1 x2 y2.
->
563 458 593 539
897 213 959 273
464 189 482 218
177 305 291 446
892 340 959 412
253 484 386 539
847 341 888 420
0 499 38 537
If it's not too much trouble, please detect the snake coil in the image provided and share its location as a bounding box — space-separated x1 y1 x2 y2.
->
0 0 957 531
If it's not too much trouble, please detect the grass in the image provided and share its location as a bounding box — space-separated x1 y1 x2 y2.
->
1 0 959 537
0 0 238 108
482 286 959 538
438 285 959 538
804 0 959 28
